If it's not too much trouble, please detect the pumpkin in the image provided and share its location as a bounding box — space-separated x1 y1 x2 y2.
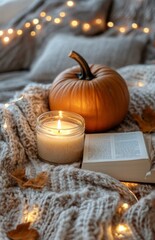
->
49 51 130 133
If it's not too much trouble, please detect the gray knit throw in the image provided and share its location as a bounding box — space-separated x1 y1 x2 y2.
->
1 65 155 240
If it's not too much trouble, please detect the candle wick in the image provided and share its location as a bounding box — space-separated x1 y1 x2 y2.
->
58 129 61 134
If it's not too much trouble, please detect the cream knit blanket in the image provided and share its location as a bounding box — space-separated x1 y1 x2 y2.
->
1 65 155 240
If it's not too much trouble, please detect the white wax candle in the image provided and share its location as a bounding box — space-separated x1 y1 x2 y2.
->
37 118 85 164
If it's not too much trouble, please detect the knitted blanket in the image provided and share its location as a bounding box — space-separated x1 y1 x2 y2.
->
1 65 155 240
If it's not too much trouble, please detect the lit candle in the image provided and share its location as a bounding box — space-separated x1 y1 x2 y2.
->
36 111 85 164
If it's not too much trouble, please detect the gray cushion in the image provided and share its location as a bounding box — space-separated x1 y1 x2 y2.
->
29 34 147 83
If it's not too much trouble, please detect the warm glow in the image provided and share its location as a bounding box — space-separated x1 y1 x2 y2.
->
82 23 91 32
3 122 7 129
0 30 4 36
24 206 40 223
57 119 61 133
30 31 36 37
132 23 138 29
115 223 132 238
59 11 66 17
46 16 52 22
54 18 62 24
4 103 10 108
107 21 114 27
32 18 39 25
137 80 145 87
8 28 14 34
95 18 103 25
70 20 79 27
25 22 31 28
143 27 150 33
119 27 126 33
40 11 46 17
17 29 23 35
122 203 129 210
36 24 42 30
122 182 138 188
2 36 10 44
66 0 75 7
59 111 63 118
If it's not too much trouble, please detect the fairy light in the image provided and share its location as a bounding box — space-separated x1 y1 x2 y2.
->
143 27 150 33
94 18 103 25
70 20 79 28
82 23 91 32
30 31 36 37
17 29 23 36
32 18 39 25
24 205 40 223
2 36 10 44
66 0 75 7
132 23 138 29
7 28 14 34
119 27 126 33
3 122 7 129
54 18 62 24
24 22 31 28
36 24 42 30
59 11 66 17
45 16 52 22
0 0 153 47
40 11 46 18
114 223 132 239
107 21 114 27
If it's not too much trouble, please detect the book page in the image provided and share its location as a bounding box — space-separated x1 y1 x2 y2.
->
84 131 149 162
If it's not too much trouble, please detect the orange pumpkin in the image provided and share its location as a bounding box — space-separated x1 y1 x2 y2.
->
49 51 130 132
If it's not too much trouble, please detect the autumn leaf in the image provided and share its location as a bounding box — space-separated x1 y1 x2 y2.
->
7 222 40 240
132 106 155 133
10 169 48 190
23 172 48 189
10 168 28 188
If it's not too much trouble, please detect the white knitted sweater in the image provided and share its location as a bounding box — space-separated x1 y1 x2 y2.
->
1 65 155 240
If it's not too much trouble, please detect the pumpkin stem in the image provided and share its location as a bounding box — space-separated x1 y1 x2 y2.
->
68 50 95 80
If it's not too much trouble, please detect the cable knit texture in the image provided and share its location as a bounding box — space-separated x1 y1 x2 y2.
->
1 65 155 239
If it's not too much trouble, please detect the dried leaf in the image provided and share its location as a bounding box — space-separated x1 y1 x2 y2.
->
10 169 48 190
23 172 48 189
10 168 28 188
132 106 155 133
7 222 40 240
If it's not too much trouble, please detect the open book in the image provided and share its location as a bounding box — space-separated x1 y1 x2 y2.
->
82 131 155 183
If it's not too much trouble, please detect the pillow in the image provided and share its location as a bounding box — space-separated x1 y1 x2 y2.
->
29 34 147 83
0 29 35 73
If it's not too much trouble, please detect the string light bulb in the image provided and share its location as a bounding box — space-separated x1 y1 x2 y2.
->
46 16 52 22
95 18 103 25
143 27 150 33
2 36 10 44
119 27 126 33
115 223 132 239
132 23 138 29
30 31 36 37
82 23 91 32
32 18 39 25
70 20 79 28
107 21 114 27
17 29 23 35
24 22 31 28
59 12 66 17
54 18 62 24
8 28 14 34
66 0 75 7
40 11 46 18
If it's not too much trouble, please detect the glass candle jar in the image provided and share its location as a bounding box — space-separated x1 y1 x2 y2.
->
36 111 85 164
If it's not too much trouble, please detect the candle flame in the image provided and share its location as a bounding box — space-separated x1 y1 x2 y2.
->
57 119 61 133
